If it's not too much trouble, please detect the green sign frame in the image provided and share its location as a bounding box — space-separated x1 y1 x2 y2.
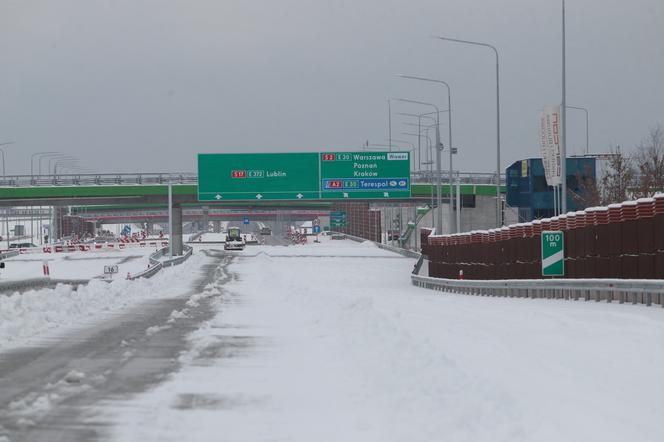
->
541 230 565 277
198 152 410 201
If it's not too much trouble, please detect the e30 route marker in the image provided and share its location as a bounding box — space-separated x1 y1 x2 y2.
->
197 151 411 201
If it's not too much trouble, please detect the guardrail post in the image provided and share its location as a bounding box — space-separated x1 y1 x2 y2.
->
632 291 638 305
647 292 652 306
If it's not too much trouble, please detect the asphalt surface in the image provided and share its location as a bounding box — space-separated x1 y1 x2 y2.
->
0 250 233 442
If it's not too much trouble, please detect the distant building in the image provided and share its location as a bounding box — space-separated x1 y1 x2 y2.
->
506 157 596 222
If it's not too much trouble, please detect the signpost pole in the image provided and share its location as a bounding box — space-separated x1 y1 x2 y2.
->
168 177 173 262
561 0 568 214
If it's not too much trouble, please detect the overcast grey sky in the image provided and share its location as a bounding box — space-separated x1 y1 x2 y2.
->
1 0 662 175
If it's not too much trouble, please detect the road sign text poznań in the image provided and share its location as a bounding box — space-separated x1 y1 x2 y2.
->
197 152 410 201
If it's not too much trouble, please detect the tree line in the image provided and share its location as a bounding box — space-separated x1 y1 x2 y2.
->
575 124 664 207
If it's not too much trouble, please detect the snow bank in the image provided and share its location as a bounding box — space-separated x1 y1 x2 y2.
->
0 252 207 352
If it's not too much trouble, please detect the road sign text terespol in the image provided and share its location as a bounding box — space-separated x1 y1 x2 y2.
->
197 152 410 201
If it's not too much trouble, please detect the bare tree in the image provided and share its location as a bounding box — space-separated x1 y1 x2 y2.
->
600 145 634 205
634 125 664 197
571 165 601 208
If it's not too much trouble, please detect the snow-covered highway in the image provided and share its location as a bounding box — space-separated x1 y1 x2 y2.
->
1 236 664 441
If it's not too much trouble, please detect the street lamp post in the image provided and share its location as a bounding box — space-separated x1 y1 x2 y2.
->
0 141 16 179
31 152 57 181
54 159 78 177
0 141 16 248
49 156 77 182
393 97 443 234
388 99 392 152
561 0 568 214
567 105 589 155
436 35 502 227
37 153 67 244
397 74 456 232
29 152 56 243
397 111 438 171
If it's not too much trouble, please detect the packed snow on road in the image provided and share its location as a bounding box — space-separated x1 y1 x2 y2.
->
77 237 664 442
1 237 663 441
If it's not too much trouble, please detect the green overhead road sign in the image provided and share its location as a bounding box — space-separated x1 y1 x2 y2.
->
197 152 411 201
198 153 319 201
320 152 410 199
541 230 565 277
330 211 347 227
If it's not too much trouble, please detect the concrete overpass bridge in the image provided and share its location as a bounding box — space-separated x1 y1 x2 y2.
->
0 172 504 207
0 172 506 253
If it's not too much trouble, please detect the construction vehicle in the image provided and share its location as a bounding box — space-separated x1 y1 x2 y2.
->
224 226 246 251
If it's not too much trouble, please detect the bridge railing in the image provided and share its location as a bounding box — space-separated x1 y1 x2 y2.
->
0 173 197 187
1 171 505 188
411 171 506 186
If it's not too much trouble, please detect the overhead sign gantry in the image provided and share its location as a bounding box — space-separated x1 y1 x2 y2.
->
197 151 411 201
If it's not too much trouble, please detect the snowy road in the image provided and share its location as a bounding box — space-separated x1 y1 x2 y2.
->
0 250 230 441
1 237 664 441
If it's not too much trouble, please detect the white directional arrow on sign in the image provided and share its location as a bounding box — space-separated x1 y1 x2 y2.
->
343 192 349 198
256 194 263 199
215 194 222 200
296 193 303 199
383 192 390 198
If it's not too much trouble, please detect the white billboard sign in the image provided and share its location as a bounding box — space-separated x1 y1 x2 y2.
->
539 105 562 186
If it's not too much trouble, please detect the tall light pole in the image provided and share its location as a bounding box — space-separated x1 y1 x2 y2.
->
561 0 568 213
168 174 173 261
387 99 392 152
31 151 57 180
36 153 62 244
49 155 76 175
53 159 78 176
403 120 438 169
397 74 456 232
29 152 56 244
39 153 61 175
0 141 16 178
567 105 589 155
397 111 438 171
436 35 502 226
389 139 414 150
393 97 443 234
0 141 16 248
365 143 411 150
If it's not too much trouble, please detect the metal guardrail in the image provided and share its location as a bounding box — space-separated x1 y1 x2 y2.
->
128 245 193 280
163 245 193 267
0 250 19 260
412 255 425 275
188 232 205 242
0 278 89 294
411 274 664 307
333 232 422 259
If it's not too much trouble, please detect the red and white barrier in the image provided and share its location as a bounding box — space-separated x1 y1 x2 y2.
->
43 261 50 276
3 239 170 256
